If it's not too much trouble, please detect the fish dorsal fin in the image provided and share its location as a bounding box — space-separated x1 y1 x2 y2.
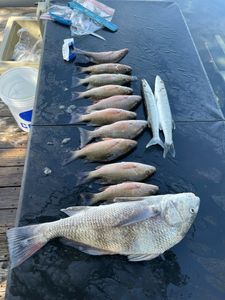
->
113 197 146 203
61 206 92 216
114 204 160 227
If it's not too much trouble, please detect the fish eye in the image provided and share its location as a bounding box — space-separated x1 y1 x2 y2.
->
190 208 195 214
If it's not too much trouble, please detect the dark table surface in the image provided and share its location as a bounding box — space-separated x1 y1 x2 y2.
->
6 1 225 299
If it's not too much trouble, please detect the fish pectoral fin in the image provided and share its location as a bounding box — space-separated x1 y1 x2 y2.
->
128 253 160 262
61 206 92 216
79 246 115 256
113 197 146 203
114 205 160 227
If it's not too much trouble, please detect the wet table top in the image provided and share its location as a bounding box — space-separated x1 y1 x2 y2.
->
6 1 225 299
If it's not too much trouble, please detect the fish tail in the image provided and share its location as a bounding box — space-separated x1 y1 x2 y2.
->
76 66 86 74
72 91 83 100
73 47 87 55
80 192 97 205
76 171 92 186
146 137 164 149
78 126 93 148
163 142 176 158
62 150 79 166
70 111 83 124
72 77 85 88
7 224 48 269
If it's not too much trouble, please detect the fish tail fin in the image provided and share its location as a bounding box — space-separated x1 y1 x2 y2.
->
70 111 82 124
163 142 176 158
7 224 48 269
76 171 92 186
72 77 85 88
80 192 96 205
76 66 86 74
72 91 83 100
146 137 164 149
62 151 79 166
73 47 86 55
78 127 93 148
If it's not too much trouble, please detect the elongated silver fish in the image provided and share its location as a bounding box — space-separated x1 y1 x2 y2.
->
81 95 142 113
70 108 136 126
82 182 159 205
75 85 133 100
7 193 200 268
77 63 132 74
78 120 147 147
141 79 164 149
155 75 175 158
74 47 129 64
77 162 156 185
63 139 137 165
76 74 137 89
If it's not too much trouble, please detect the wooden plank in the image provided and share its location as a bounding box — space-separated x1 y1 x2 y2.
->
0 148 26 166
0 187 20 209
0 233 8 261
0 280 8 300
0 117 28 148
0 166 23 187
0 209 17 228
0 100 10 117
0 132 28 148
0 280 7 300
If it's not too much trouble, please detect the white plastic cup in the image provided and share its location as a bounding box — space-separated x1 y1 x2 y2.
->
0 67 38 132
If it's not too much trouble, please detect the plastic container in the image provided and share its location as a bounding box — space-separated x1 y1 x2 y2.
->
0 67 38 132
0 16 43 74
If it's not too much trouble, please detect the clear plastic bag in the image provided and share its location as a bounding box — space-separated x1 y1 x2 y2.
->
70 0 115 36
42 0 114 37
12 28 42 62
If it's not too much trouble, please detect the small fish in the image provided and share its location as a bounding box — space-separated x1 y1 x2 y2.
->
7 193 200 268
77 63 132 75
63 139 137 165
80 95 142 113
155 76 175 158
141 79 164 150
70 108 136 126
76 74 137 89
82 182 159 205
75 85 133 100
78 120 147 147
74 47 129 64
76 162 156 185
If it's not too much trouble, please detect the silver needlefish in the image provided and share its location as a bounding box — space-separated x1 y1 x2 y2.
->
7 193 200 268
155 75 175 158
141 79 164 150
